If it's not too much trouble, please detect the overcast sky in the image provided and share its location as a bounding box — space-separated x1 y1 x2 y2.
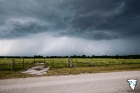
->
0 0 140 57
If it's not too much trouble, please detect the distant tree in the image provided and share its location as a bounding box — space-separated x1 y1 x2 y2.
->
82 55 87 58
77 55 80 58
34 55 43 58
92 55 95 58
66 56 68 58
38 55 40 58
46 56 49 58
115 55 119 59
102 55 107 58
34 55 37 58
73 55 77 58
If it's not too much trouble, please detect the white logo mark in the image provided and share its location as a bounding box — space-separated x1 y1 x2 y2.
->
127 79 138 90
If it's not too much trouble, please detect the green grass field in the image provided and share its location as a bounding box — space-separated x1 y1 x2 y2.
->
0 58 140 79
0 58 140 69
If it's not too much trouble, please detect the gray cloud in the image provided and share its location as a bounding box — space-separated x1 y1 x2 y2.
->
56 31 120 40
0 0 68 39
57 0 140 40
1 33 140 56
0 19 56 39
0 0 140 41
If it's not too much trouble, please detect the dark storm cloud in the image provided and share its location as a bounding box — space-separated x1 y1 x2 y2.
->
0 0 67 39
57 0 140 40
57 31 119 40
0 20 55 39
0 0 140 40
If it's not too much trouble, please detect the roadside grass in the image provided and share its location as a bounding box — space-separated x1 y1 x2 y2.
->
46 64 140 76
0 64 140 79
0 68 39 79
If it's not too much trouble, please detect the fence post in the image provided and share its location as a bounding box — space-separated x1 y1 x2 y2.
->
68 58 70 67
91 58 92 66
70 58 72 67
11 59 15 69
23 58 24 68
44 58 45 67
34 58 35 67
53 58 54 68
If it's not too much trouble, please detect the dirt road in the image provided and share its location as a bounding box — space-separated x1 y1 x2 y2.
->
0 71 140 93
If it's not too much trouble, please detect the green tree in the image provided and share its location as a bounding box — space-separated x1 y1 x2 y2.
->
92 55 95 58
82 55 87 58
74 55 77 58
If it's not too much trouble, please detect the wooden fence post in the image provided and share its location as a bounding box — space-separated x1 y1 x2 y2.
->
53 58 54 68
44 58 45 67
23 58 24 68
34 58 35 67
70 58 72 67
11 59 15 69
68 58 69 67
91 58 92 66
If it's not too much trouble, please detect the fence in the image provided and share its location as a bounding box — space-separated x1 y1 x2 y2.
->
72 58 92 67
67 58 140 67
0 58 140 70
0 58 54 70
14 58 54 69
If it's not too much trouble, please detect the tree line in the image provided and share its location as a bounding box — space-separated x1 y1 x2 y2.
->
0 54 140 59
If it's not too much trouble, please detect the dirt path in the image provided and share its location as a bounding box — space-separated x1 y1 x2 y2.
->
0 71 140 93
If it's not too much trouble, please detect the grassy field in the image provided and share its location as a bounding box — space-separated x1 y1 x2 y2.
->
0 58 140 68
0 58 140 79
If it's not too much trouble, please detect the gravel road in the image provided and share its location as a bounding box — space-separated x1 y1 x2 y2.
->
0 71 140 93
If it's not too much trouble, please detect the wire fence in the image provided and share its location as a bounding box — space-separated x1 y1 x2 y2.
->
0 58 140 70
